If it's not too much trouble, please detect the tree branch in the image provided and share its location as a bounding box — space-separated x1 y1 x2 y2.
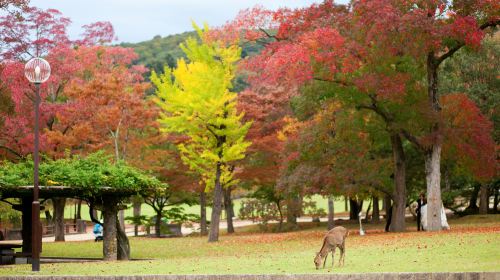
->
401 129 425 151
436 19 500 65
0 145 22 159
258 28 280 41
313 77 351 87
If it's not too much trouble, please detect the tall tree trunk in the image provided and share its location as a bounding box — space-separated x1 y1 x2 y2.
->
286 195 300 226
276 201 284 231
389 133 406 232
223 187 234 234
425 144 442 231
467 184 480 212
208 162 223 242
494 185 499 214
118 210 125 231
443 168 451 193
116 217 130 260
92 208 99 221
384 195 392 232
372 195 380 223
200 191 208 236
349 198 359 220
52 198 66 242
132 199 141 237
327 196 335 230
102 203 117 261
344 196 348 211
425 56 444 232
44 210 52 226
155 212 162 237
365 200 372 221
479 184 489 214
76 200 82 220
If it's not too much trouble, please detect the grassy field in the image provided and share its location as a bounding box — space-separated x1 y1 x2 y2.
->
1 215 499 276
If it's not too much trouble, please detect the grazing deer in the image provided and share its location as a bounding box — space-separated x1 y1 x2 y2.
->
314 226 348 270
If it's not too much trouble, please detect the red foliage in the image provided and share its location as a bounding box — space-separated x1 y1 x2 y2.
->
0 7 142 161
236 85 294 187
221 0 498 190
441 94 497 181
0 7 71 60
76 21 117 46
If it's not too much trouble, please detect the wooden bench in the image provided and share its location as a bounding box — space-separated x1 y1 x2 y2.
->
0 243 23 265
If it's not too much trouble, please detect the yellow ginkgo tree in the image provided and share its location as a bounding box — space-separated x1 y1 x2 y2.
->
151 22 251 242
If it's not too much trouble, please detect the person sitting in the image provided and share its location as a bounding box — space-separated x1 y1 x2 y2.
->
93 222 103 242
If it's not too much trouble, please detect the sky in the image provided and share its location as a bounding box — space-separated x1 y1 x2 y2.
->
29 0 336 43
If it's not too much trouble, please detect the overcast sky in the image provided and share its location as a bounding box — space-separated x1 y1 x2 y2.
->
29 0 344 43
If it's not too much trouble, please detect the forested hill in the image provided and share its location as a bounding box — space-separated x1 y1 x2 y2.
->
120 31 194 75
121 31 264 91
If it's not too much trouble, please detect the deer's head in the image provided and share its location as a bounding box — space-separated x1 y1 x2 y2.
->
314 252 323 269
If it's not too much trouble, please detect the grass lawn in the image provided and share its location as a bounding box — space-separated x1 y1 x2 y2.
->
1 215 499 276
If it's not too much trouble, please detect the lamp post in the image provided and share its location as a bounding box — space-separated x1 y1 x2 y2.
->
24 57 51 272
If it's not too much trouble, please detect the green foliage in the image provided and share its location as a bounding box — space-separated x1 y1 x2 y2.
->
440 34 500 142
125 215 149 227
238 198 284 226
121 32 194 76
161 206 200 224
122 31 262 93
0 151 163 196
152 22 251 190
0 200 21 227
302 199 327 219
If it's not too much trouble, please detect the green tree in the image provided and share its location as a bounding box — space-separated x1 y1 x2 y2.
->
152 22 251 242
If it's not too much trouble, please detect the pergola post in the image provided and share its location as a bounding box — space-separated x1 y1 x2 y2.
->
102 198 118 261
20 197 32 254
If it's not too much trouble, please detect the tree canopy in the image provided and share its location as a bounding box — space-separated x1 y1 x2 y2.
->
0 152 163 197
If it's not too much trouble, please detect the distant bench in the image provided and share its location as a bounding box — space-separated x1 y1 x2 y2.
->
0 243 23 265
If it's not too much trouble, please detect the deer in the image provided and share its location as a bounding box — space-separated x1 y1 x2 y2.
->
314 226 349 270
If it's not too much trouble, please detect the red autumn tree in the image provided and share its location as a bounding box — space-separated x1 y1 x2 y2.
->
220 0 499 231
0 7 118 159
219 1 414 231
441 93 496 182
348 0 499 231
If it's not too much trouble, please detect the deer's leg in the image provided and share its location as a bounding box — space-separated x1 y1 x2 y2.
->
322 250 328 269
331 247 336 268
340 245 345 266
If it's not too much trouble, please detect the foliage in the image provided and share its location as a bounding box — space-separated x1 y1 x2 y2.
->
161 206 200 224
440 33 500 142
238 198 284 226
441 94 496 181
219 0 499 230
0 151 162 196
0 200 21 227
122 30 263 92
0 7 142 162
124 215 148 227
152 22 251 190
302 199 327 219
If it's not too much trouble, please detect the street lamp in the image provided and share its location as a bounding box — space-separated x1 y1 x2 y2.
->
24 57 51 272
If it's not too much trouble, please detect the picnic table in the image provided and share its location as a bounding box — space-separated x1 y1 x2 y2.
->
0 242 24 265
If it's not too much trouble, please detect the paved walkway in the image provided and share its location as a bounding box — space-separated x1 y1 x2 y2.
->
23 211 435 243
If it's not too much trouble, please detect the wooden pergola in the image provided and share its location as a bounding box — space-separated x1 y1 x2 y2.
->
0 185 138 261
